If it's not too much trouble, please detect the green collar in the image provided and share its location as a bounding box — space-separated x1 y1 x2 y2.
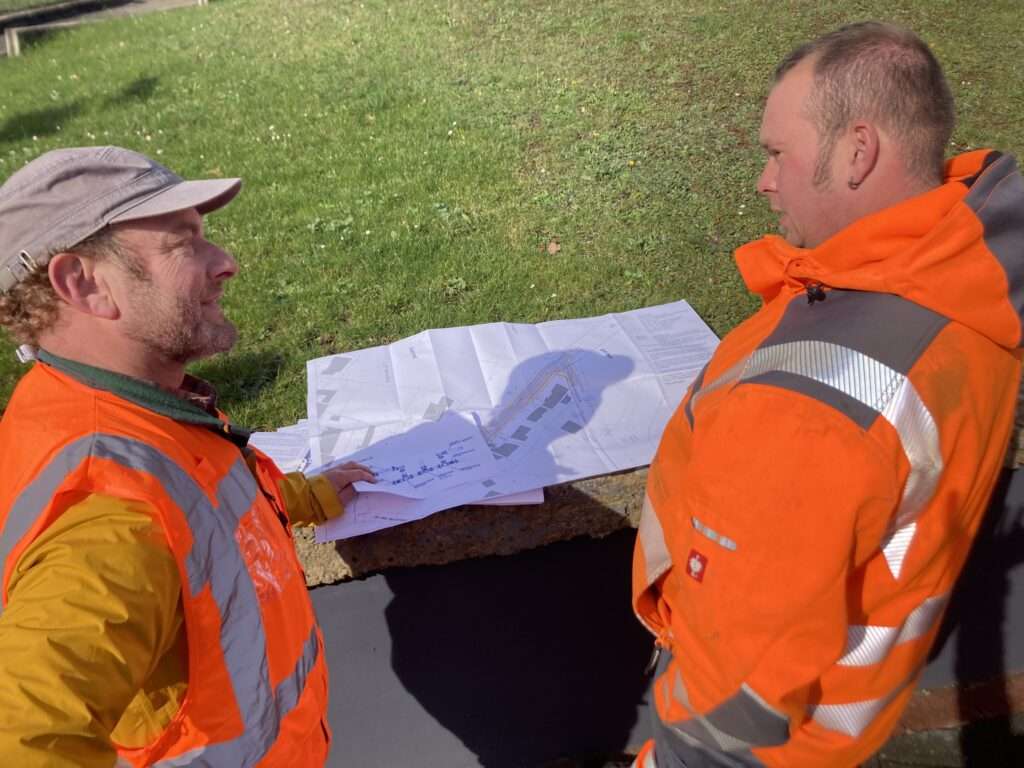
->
38 349 251 448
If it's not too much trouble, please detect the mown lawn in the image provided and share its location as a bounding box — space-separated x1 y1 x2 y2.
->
1 0 1021 427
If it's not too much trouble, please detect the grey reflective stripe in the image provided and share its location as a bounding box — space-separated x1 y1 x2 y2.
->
701 684 789 748
684 364 708 428
162 627 323 767
275 625 321 714
0 434 102 618
149 747 206 767
739 340 943 580
810 674 914 738
0 433 318 765
838 593 948 667
757 291 948 382
639 492 672 588
659 667 770 765
742 369 877 430
964 153 1024 334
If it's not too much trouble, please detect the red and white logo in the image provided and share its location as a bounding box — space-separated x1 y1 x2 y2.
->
687 549 708 582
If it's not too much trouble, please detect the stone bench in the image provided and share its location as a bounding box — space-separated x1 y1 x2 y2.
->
1 0 207 56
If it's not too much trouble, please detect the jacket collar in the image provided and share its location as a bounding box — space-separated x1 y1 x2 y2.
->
735 150 1024 349
37 349 252 447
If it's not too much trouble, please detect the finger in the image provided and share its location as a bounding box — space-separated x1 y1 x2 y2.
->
339 461 375 475
326 467 376 487
336 468 377 484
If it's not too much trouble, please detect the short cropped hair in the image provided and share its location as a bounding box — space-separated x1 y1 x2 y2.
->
0 228 128 345
776 21 955 186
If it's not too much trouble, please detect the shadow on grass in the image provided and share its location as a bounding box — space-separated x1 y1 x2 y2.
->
0 101 82 143
189 348 286 410
0 74 157 145
103 75 159 106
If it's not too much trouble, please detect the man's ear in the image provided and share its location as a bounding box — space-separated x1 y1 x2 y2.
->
47 251 120 320
847 121 880 190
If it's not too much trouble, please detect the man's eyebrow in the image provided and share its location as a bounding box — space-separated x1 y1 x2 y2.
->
168 219 202 238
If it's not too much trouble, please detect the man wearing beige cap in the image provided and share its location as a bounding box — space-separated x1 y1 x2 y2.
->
0 147 372 766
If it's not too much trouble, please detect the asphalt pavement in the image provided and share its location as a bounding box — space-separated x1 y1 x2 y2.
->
312 470 1024 767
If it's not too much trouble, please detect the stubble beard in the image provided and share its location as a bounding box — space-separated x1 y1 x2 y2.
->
126 285 238 365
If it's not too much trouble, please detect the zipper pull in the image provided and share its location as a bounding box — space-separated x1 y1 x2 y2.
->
643 644 662 677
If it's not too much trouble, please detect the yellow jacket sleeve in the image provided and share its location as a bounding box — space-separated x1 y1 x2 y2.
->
0 494 182 768
276 471 344 526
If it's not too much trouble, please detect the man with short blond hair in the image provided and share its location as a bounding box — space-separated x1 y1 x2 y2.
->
0 146 372 766
632 22 1024 767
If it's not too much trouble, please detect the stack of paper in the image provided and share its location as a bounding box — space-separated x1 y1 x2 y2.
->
304 301 719 542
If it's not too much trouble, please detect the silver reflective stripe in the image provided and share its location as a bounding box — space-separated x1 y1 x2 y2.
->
691 516 738 551
639 492 672 588
740 341 942 580
0 433 318 765
881 523 917 581
810 675 912 738
838 593 948 667
629 748 659 768
687 358 746 415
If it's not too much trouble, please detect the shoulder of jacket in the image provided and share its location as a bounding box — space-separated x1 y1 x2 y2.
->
736 290 949 432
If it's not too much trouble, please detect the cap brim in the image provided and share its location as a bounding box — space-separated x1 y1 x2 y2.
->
110 177 242 223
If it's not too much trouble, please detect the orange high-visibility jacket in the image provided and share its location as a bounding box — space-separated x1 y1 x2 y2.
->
632 150 1024 767
0 363 330 767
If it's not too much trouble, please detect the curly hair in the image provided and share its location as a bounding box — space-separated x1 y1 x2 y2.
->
0 228 126 345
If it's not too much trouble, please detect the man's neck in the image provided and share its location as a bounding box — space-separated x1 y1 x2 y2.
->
38 329 186 389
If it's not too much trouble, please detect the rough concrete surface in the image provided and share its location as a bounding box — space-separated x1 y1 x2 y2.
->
295 468 647 585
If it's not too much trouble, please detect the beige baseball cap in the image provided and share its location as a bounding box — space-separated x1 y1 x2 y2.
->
0 146 241 293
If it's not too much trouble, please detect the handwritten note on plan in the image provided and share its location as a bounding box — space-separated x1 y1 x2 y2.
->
320 411 497 499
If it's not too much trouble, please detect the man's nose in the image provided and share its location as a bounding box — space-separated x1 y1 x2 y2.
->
206 241 238 280
756 161 776 195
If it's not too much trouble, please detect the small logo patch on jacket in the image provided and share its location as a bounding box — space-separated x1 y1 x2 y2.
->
687 549 708 582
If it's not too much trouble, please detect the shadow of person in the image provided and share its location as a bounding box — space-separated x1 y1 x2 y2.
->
374 348 656 766
925 468 1024 765
103 75 159 107
0 101 82 143
189 349 287 417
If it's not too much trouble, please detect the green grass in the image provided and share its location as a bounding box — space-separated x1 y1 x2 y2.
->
1 0 1022 428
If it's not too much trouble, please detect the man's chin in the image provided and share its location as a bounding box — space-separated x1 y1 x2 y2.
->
182 324 238 364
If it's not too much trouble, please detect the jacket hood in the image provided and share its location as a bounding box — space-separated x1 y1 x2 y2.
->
735 150 1024 350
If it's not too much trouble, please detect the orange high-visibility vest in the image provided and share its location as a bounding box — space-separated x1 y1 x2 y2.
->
633 151 1024 766
0 363 330 766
